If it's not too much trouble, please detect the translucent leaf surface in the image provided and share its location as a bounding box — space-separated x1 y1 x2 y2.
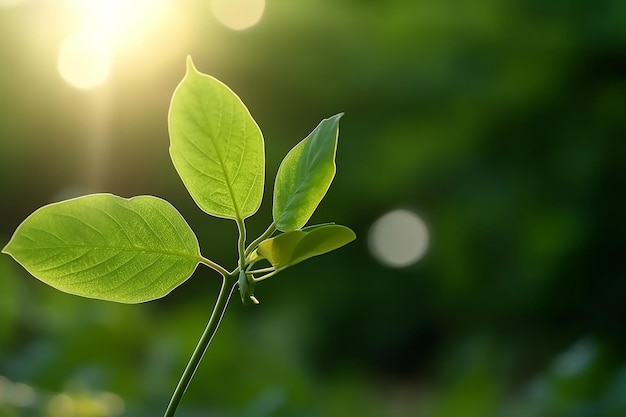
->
169 56 265 221
273 113 342 231
2 194 201 303
255 224 355 269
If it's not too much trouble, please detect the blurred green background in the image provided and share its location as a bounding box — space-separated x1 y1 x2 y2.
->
1 0 625 416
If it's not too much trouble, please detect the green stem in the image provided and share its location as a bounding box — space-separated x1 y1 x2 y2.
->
252 268 284 283
163 274 237 417
244 222 276 257
199 256 230 277
236 218 247 271
247 266 274 275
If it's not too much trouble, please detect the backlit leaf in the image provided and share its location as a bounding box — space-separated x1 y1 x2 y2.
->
273 113 342 231
169 56 265 221
2 194 201 303
254 224 355 270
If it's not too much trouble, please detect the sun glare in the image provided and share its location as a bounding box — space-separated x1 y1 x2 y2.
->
210 0 265 31
0 0 26 7
57 0 170 90
69 0 165 44
57 30 112 90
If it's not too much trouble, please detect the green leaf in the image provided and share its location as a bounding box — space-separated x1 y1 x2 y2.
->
169 56 265 221
254 224 355 270
2 194 202 304
273 113 343 231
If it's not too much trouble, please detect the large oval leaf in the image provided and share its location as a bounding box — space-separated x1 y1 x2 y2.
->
2 194 202 303
254 224 355 270
273 113 342 231
169 56 265 221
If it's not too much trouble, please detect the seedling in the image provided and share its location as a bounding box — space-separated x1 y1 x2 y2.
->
2 56 355 416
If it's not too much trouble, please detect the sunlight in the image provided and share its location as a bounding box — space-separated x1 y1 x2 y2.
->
57 29 112 90
368 209 430 268
0 0 27 7
57 0 170 89
210 0 265 31
68 0 168 45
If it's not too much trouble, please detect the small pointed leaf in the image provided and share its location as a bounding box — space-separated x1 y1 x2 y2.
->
255 224 355 270
273 113 343 231
238 270 258 305
2 194 202 303
169 56 265 221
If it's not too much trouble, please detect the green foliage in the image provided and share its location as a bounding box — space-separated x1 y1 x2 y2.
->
169 56 265 221
1 56 354 417
2 194 200 303
254 224 356 270
273 113 342 231
1 1 624 415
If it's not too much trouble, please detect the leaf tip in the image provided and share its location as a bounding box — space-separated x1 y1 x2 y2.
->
1 239 13 256
186 55 198 75
327 112 344 123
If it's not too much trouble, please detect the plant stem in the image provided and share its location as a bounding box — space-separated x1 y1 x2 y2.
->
247 267 275 275
236 218 247 271
245 222 276 257
252 268 284 283
163 274 237 417
199 256 230 277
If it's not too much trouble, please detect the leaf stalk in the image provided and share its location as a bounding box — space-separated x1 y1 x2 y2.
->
236 218 247 271
199 257 230 277
244 222 276 257
252 268 284 283
247 266 275 275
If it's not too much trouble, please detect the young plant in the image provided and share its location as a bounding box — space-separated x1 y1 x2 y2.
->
2 56 355 416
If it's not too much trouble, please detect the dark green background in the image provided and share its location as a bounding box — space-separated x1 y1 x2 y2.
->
1 0 624 416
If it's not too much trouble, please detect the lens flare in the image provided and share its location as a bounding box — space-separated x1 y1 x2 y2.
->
210 0 265 30
57 0 170 89
69 0 168 44
57 30 112 90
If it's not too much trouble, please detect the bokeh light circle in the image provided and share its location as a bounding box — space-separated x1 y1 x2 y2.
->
368 209 429 268
210 0 265 30
57 30 112 90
